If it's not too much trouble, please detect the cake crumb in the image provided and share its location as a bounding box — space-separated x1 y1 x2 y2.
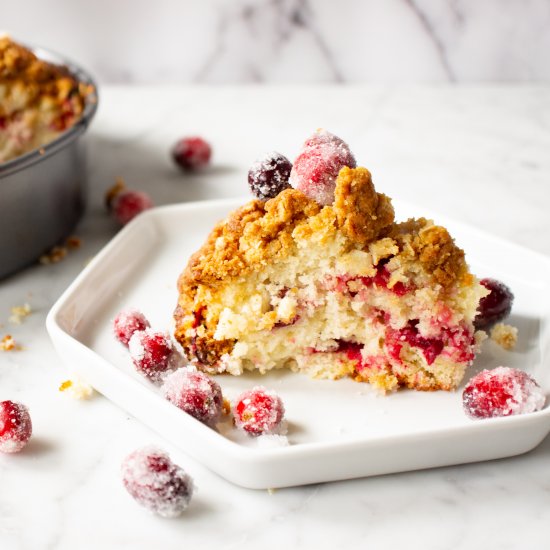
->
267 488 277 495
66 236 82 249
222 397 232 415
59 378 94 400
490 323 518 351
39 245 68 264
9 303 32 325
0 334 22 351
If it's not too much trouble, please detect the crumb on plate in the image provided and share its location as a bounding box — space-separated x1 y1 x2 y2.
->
490 323 518 351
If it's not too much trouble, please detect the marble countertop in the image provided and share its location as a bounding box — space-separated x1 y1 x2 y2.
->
1 86 549 550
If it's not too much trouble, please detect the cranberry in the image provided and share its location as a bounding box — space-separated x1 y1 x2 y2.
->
289 130 356 206
233 386 285 436
113 309 150 347
0 400 32 453
248 151 292 200
162 368 223 426
128 329 174 382
474 278 514 330
112 190 154 226
121 446 194 517
172 136 211 170
463 367 545 419
386 322 444 366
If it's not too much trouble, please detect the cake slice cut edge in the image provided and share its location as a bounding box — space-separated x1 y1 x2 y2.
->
174 166 487 393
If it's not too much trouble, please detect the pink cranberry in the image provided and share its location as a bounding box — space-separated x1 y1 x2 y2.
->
463 367 545 419
289 130 356 206
233 386 285 436
112 190 154 226
162 368 223 426
128 329 174 382
248 151 292 200
0 400 32 453
172 136 212 170
113 309 150 347
121 446 194 517
474 278 514 330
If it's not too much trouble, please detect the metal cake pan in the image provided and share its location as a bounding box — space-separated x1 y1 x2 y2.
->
0 44 98 279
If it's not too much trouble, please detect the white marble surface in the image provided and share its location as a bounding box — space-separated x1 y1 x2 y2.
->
1 85 550 549
3 0 550 83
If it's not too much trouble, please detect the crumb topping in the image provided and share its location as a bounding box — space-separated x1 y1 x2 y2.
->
490 323 518 351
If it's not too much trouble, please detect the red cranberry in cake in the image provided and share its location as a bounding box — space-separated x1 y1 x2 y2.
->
248 151 292 201
0 400 32 453
121 446 193 517
289 130 356 205
463 367 545 419
172 136 211 170
174 133 488 393
128 329 174 382
162 368 223 426
233 387 285 436
474 278 514 330
113 309 150 346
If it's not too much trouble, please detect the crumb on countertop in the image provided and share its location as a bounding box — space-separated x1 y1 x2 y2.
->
0 334 22 351
39 236 83 265
490 323 518 351
59 378 94 400
9 303 32 325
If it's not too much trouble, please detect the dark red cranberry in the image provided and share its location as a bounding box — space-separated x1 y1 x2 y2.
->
474 278 514 330
248 151 292 200
172 137 211 170
386 322 444 365
121 446 194 517
0 400 32 453
463 367 545 419
112 190 154 226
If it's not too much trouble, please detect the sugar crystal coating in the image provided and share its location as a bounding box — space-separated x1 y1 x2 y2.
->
162 368 223 426
172 136 212 170
0 400 32 453
474 278 514 330
128 329 174 382
289 129 356 206
121 446 194 517
113 309 150 346
113 190 154 226
248 151 292 201
463 366 545 419
233 386 285 436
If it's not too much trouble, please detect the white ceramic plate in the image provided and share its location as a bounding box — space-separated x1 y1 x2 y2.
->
47 198 550 489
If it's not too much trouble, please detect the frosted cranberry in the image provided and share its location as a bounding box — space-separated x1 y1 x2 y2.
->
474 278 514 330
0 400 32 453
162 368 223 426
113 309 150 346
112 190 154 226
172 136 211 170
121 446 193 517
463 367 545 419
248 151 292 200
233 387 285 436
128 329 174 382
289 130 356 206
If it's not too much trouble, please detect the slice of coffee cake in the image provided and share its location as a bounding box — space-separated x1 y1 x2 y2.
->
174 132 487 392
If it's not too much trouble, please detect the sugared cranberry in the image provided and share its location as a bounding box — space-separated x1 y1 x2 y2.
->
474 278 514 330
128 329 174 382
289 130 356 206
233 386 285 436
172 137 212 170
463 367 545 419
113 309 150 347
248 151 292 201
121 446 194 517
0 400 32 453
162 368 223 426
112 190 154 226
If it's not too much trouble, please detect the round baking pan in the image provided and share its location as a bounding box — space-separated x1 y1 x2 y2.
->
0 45 98 279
